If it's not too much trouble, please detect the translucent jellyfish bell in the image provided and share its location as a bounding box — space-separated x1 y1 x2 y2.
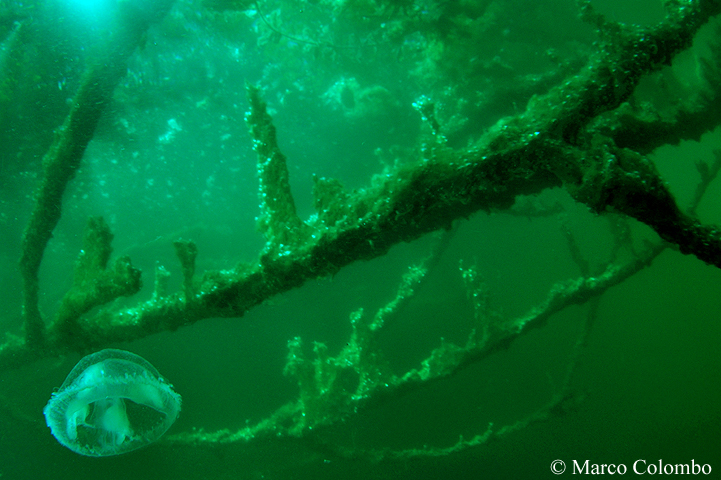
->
44 349 182 456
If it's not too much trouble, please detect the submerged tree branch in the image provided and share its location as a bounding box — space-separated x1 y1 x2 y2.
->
2 2 720 373
164 240 665 451
17 0 177 351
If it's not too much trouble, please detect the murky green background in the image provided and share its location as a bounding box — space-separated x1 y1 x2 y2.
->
1 0 719 477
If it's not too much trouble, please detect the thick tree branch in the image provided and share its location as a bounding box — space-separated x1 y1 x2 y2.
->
2 2 720 372
17 0 176 350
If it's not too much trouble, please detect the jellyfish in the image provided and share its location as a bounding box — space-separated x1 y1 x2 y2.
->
43 349 182 456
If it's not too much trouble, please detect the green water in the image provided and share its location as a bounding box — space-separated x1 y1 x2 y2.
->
1 0 720 478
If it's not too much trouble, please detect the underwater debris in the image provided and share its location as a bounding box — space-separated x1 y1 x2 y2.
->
173 239 198 301
3 0 720 370
0 5 719 468
53 217 142 350
245 83 306 253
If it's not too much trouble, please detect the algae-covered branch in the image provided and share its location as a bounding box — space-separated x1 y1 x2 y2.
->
2 0 721 370
0 0 719 474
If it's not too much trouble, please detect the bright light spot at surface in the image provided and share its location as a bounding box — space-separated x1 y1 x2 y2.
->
61 0 117 25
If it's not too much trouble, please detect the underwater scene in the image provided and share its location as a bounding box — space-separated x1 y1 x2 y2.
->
1 0 720 478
